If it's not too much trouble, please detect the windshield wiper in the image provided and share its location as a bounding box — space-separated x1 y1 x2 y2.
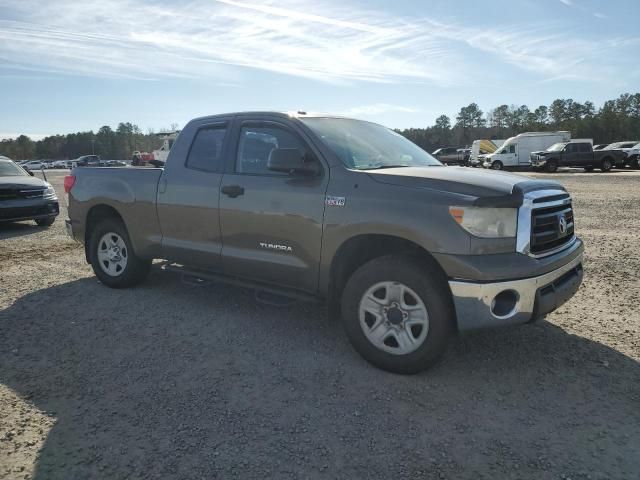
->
357 164 410 170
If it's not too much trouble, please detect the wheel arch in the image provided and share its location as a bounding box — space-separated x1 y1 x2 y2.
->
83 204 127 263
327 234 454 324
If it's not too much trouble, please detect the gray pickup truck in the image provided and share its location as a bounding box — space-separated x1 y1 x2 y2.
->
65 112 584 373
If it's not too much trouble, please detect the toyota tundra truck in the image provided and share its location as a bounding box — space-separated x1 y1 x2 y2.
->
64 112 584 374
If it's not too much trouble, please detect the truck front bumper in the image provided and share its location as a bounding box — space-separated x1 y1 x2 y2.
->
530 159 546 167
449 253 583 331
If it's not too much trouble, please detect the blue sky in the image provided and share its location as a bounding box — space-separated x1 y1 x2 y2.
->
1 0 639 139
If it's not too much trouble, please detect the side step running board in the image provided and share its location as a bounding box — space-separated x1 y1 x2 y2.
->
158 262 320 304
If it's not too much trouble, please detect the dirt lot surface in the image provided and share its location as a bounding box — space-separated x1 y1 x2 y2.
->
1 169 639 479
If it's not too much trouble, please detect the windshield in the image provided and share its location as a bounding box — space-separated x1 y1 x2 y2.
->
547 143 566 152
0 160 28 176
495 137 516 154
300 117 442 169
604 142 636 149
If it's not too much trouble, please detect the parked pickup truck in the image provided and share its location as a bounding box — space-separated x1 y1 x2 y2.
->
65 112 584 374
530 141 624 172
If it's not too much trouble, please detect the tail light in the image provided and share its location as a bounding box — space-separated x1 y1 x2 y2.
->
63 175 76 193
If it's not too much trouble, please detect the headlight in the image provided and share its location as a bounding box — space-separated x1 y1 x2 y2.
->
43 183 56 198
449 206 517 238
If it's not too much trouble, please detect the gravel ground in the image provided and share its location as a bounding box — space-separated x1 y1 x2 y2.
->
1 169 639 480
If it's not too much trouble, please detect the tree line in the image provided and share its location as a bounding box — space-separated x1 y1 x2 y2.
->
0 122 178 161
1 93 639 160
398 92 640 153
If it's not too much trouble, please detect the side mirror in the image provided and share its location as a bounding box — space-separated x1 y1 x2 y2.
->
27 169 34 176
268 148 318 175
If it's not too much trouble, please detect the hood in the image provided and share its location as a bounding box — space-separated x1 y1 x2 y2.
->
0 175 48 189
367 166 564 206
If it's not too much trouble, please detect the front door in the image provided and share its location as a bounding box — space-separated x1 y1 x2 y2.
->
562 143 580 166
156 122 229 269
219 120 328 293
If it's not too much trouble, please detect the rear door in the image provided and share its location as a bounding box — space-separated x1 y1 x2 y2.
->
156 120 230 269
577 143 593 166
218 118 329 293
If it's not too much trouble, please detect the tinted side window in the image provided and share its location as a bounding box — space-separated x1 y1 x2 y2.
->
508 145 515 154
186 127 227 172
237 125 306 175
578 143 591 153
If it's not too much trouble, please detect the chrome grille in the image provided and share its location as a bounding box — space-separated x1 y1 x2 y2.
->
0 187 45 200
530 203 574 254
516 190 576 257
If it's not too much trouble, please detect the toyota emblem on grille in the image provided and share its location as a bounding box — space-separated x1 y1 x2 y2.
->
558 215 568 235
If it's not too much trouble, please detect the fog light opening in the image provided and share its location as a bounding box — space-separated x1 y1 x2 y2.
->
491 290 519 318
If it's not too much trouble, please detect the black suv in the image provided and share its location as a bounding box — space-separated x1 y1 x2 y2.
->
76 155 102 167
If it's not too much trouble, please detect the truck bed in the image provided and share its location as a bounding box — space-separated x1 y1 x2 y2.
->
68 167 164 258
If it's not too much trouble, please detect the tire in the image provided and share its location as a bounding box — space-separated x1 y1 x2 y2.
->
631 157 640 170
35 216 55 227
88 218 151 288
545 160 558 173
491 161 503 170
341 254 455 374
600 157 613 172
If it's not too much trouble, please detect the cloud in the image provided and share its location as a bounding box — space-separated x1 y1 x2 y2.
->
559 0 574 6
0 0 636 86
0 132 50 141
340 104 419 116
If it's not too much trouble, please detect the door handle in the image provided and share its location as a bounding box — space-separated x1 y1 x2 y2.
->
158 178 167 194
221 184 245 198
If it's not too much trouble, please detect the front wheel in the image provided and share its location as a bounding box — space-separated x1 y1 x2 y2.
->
630 157 640 170
600 158 613 172
35 216 55 227
341 255 454 374
491 161 503 170
545 160 558 173
88 218 151 288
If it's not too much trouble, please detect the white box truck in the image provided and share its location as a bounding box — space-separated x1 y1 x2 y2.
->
482 131 571 170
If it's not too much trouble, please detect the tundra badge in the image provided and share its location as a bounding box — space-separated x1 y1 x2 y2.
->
259 242 293 252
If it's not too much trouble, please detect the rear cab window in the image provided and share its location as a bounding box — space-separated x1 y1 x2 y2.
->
578 143 591 153
186 126 227 173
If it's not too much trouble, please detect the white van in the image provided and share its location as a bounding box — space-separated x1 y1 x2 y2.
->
469 139 505 166
483 131 571 170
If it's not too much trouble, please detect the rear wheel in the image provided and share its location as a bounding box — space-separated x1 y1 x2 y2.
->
545 160 558 173
491 160 503 170
600 157 613 172
88 218 151 288
341 255 454 374
631 156 640 170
